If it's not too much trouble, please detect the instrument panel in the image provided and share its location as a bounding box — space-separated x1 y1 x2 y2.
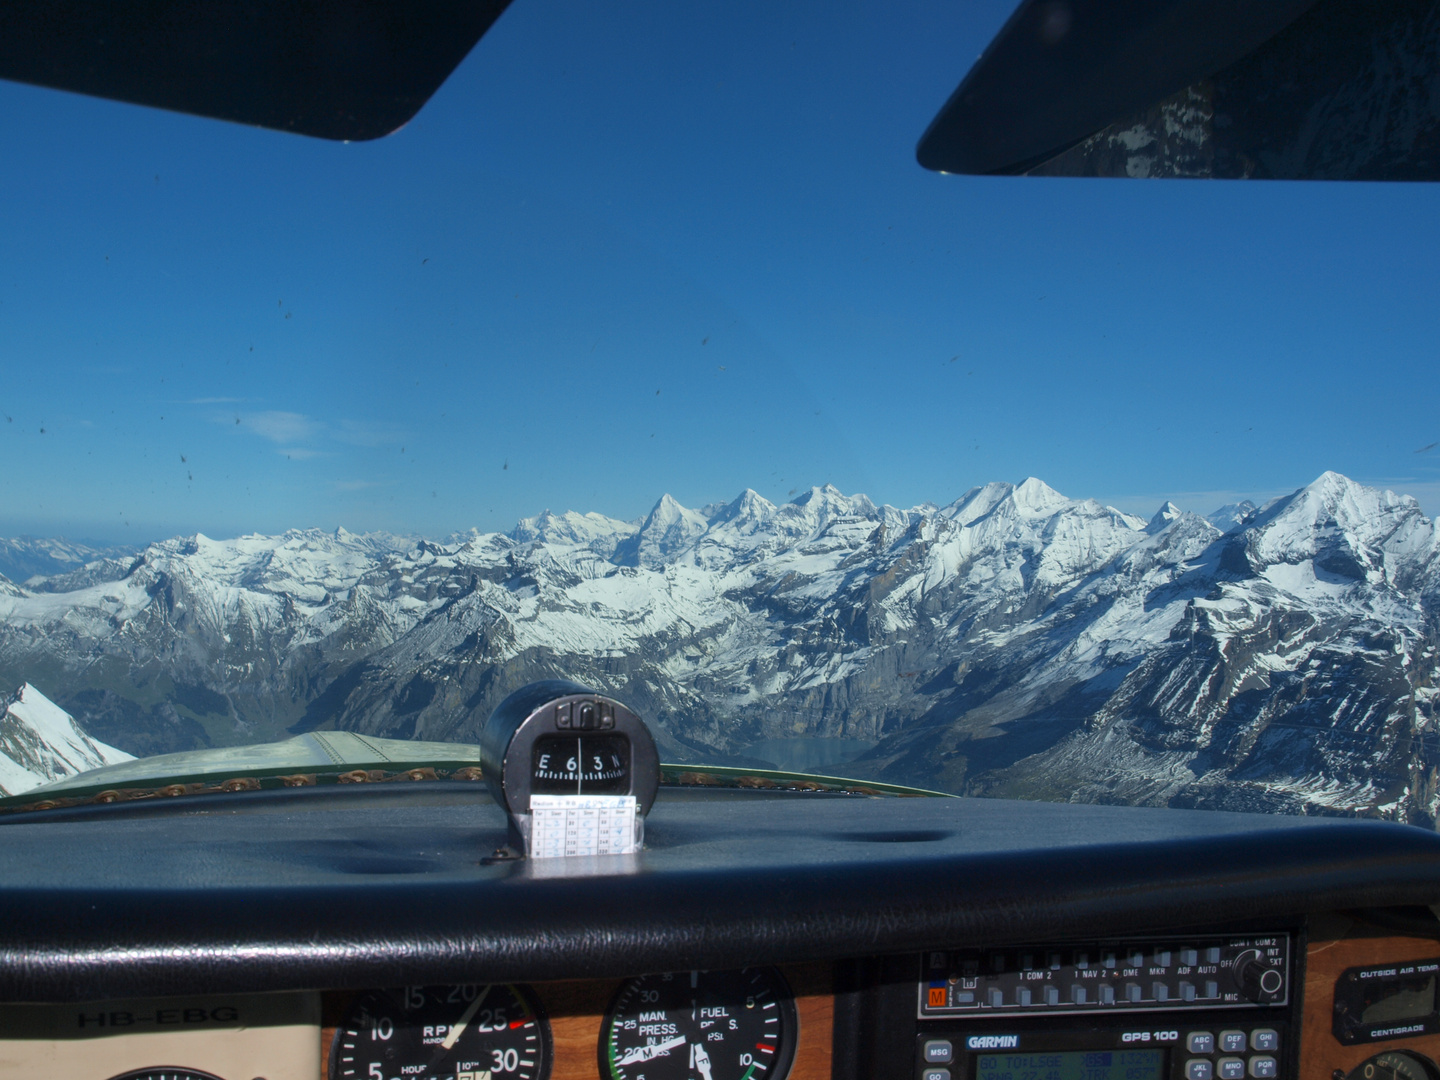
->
320 965 832 1080
7 919 1440 1080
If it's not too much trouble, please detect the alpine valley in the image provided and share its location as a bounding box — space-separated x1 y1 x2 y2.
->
1 471 1437 822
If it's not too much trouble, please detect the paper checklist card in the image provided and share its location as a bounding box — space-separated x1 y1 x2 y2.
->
528 794 639 858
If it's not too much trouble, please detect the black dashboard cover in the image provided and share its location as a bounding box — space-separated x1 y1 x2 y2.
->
0 786 1438 1002
0 0 511 140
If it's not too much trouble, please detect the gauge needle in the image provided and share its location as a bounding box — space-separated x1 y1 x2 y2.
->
441 985 493 1051
617 1035 687 1065
693 1041 713 1080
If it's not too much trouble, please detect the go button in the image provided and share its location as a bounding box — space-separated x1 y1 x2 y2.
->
922 1069 951 1080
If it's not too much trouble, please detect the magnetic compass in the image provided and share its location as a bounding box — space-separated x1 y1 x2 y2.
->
479 680 660 857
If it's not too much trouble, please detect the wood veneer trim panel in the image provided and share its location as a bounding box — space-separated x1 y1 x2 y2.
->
543 978 622 1080
1301 929 1440 1078
318 964 833 1080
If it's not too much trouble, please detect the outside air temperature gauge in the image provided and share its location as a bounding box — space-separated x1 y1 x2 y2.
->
480 680 659 858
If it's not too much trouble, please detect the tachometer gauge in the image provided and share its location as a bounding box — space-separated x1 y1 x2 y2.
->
329 984 550 1080
600 969 798 1080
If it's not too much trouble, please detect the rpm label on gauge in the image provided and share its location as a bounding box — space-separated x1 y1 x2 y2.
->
329 984 550 1080
600 969 798 1080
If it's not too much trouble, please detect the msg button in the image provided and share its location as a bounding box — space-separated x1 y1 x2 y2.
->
923 1040 953 1064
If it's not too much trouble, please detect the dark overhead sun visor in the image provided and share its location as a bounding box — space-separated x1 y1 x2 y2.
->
917 0 1440 181
0 0 512 141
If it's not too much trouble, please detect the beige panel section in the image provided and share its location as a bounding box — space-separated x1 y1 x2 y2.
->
0 992 318 1080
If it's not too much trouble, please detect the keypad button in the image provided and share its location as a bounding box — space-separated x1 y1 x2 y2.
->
1219 1031 1248 1054
1186 1032 1215 1055
1045 985 1060 1006
1186 1059 1214 1080
1180 949 1200 967
1249 1056 1278 1079
923 1069 952 1080
987 988 1004 1007
1016 987 1032 1006
1217 1058 1246 1080
1098 984 1115 1005
1180 981 1196 1001
924 1040 953 1064
1250 1029 1279 1052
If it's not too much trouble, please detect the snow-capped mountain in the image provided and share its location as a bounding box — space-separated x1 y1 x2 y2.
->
0 536 133 587
1 472 1436 822
0 683 132 795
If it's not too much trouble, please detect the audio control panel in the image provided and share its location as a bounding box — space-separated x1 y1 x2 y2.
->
920 934 1290 1017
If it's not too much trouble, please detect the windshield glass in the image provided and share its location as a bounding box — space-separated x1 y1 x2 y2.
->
1 0 1436 822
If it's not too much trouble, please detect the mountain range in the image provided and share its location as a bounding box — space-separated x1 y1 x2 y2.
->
0 472 1436 823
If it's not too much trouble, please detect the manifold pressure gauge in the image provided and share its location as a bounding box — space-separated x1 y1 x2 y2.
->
479 680 660 858
599 969 799 1080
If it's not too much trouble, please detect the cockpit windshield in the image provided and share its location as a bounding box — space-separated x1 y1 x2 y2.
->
0 0 1437 823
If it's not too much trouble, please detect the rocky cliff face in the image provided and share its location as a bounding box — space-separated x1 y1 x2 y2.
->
2 472 1436 821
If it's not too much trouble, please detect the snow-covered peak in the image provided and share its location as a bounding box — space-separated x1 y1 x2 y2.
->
772 485 880 537
614 494 711 568
941 482 1015 525
0 683 132 796
1147 501 1184 534
1207 500 1258 531
1239 472 1437 585
710 489 778 531
791 484 875 515
511 509 638 555
647 493 706 531
1012 477 1070 515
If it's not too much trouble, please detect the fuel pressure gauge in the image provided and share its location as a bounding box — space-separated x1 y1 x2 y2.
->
479 680 659 858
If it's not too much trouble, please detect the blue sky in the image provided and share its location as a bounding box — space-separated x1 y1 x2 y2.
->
2 0 1438 544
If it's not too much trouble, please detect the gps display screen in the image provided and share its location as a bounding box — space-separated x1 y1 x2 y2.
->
973 1050 1165 1080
